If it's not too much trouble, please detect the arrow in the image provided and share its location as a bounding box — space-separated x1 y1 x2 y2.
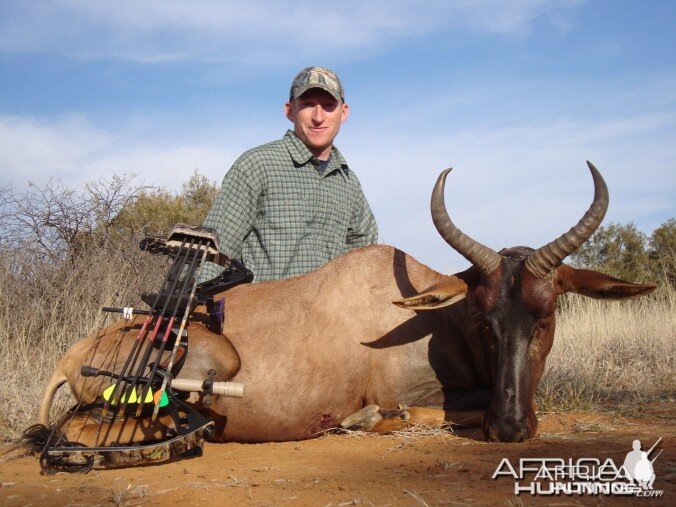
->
152 242 210 420
100 237 189 419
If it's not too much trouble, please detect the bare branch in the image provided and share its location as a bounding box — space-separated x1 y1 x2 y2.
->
2 173 153 261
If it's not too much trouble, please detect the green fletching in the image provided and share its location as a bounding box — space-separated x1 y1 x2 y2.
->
154 390 169 407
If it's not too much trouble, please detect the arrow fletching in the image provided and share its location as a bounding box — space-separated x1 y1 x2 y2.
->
103 384 154 405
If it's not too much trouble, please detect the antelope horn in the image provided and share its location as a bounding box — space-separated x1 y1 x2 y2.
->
431 168 501 275
525 161 609 278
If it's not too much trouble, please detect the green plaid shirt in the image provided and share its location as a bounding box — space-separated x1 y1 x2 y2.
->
199 130 378 282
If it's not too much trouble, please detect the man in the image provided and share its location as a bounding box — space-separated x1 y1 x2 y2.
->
623 439 643 482
199 66 378 283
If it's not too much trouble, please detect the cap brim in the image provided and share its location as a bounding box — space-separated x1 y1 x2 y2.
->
292 84 342 102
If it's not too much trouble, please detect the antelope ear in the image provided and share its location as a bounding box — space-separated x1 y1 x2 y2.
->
555 264 657 300
393 277 468 310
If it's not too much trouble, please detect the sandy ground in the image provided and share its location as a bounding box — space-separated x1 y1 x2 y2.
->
1 409 673 506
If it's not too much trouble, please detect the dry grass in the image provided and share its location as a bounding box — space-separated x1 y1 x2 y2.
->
0 244 165 438
537 285 675 412
0 246 673 439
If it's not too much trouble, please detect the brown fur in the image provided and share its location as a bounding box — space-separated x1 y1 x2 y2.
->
41 244 655 444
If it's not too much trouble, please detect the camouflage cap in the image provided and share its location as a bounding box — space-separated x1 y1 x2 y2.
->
289 66 344 102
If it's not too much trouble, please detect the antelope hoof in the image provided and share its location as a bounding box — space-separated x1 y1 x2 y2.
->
340 404 383 431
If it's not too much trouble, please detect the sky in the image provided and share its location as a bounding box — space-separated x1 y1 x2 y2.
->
0 0 674 273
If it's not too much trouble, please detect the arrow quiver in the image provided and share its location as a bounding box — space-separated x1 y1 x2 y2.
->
40 224 253 472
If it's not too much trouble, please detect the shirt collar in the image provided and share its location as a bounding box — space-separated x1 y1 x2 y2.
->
283 130 349 176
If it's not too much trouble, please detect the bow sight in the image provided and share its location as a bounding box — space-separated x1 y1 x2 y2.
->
39 224 253 472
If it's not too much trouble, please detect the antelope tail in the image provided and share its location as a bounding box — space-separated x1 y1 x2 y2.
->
39 370 68 426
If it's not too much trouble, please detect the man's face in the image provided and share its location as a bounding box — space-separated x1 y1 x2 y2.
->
285 88 349 159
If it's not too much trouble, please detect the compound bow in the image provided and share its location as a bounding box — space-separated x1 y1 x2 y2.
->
38 224 253 472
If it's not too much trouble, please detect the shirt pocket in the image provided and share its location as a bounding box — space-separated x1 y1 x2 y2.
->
321 192 353 243
261 189 313 231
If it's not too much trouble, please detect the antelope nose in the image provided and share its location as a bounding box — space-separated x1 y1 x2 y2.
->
485 417 532 443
